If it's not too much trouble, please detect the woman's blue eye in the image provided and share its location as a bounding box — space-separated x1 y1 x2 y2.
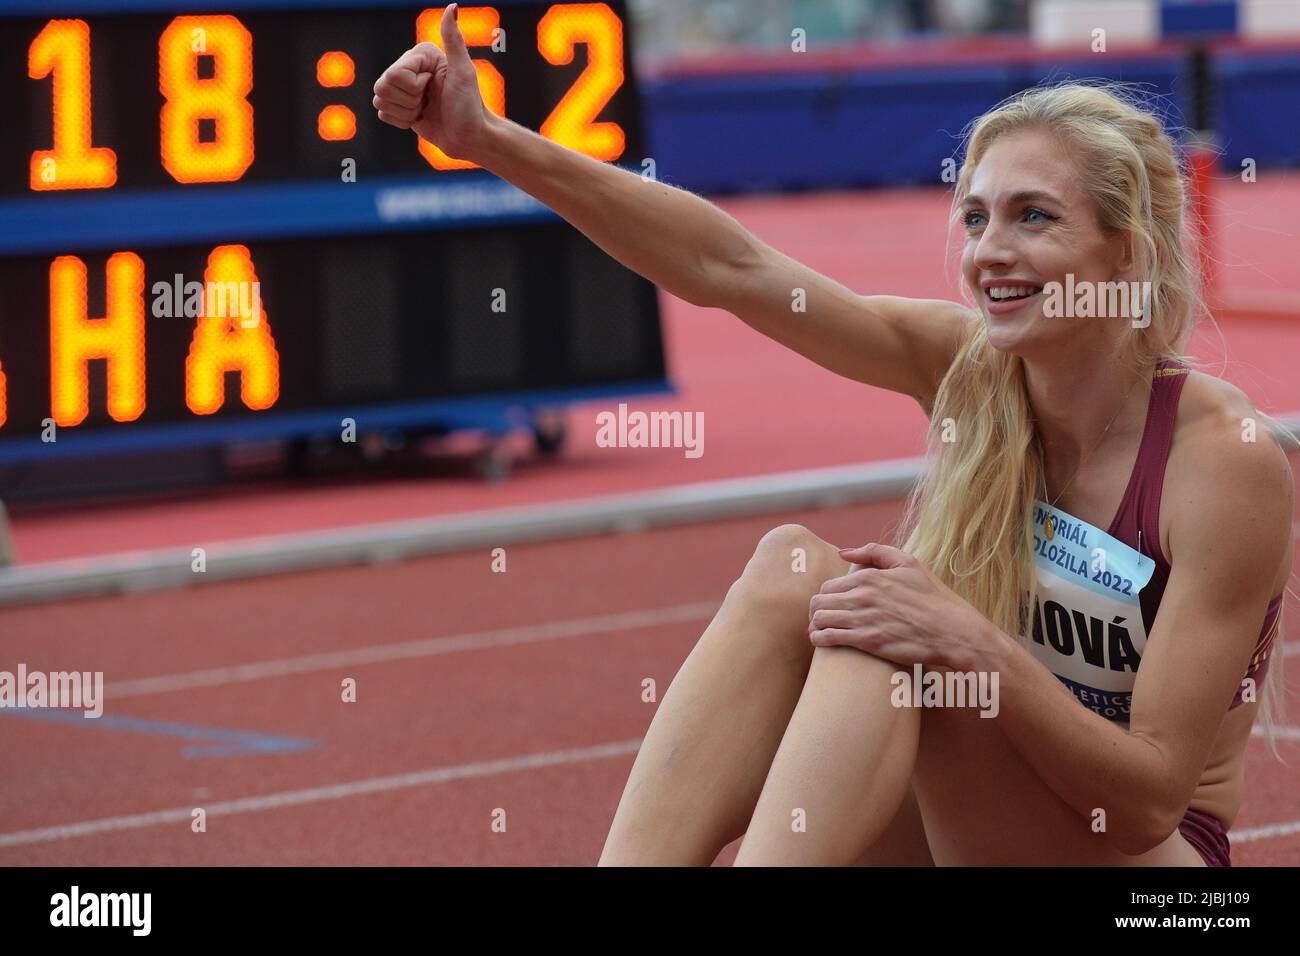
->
963 207 1057 228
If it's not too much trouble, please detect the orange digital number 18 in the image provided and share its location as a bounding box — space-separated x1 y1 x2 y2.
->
159 15 255 183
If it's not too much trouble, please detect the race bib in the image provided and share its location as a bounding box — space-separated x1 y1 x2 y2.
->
1022 500 1155 722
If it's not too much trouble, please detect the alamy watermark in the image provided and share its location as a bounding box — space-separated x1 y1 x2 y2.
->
50 886 150 936
151 274 263 327
595 403 703 459
890 663 999 718
1042 274 1151 328
0 663 103 718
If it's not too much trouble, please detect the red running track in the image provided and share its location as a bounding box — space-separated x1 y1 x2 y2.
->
1 493 1297 866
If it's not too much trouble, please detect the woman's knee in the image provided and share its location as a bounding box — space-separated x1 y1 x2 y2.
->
734 523 847 601
705 525 845 660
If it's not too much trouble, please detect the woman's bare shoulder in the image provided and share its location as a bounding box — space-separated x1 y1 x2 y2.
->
1166 368 1295 588
1174 369 1290 457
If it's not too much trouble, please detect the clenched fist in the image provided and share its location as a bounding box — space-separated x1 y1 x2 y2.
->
372 4 491 163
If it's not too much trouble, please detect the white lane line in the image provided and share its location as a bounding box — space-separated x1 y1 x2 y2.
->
0 738 642 849
1251 724 1300 741
2 731 1294 853
104 601 721 699
98 614 1299 703
1231 819 1300 844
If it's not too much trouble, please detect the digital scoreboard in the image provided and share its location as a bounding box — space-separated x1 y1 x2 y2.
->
0 0 669 462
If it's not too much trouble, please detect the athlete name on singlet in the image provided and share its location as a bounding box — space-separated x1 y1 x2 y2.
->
1022 500 1155 722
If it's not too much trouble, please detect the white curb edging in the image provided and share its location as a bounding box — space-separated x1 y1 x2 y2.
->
2 413 1296 608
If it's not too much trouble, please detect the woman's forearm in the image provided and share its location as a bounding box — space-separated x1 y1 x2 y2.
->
474 112 757 309
981 625 1180 855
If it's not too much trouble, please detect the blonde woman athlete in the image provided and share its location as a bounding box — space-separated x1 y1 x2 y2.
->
374 5 1294 866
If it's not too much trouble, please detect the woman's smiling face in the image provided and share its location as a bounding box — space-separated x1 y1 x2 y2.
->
960 128 1130 357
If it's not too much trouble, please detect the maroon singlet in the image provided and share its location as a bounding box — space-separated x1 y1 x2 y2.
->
1100 358 1281 867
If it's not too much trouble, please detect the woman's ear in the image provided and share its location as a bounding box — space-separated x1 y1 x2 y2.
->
1114 233 1136 277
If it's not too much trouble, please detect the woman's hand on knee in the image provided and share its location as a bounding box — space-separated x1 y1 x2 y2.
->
806 542 998 671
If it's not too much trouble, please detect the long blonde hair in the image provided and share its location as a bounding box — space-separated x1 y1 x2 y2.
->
897 81 1291 757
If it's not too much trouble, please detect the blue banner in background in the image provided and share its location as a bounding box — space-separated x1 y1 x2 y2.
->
640 44 1300 194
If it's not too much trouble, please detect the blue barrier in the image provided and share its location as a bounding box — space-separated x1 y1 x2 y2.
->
1217 50 1300 168
645 66 1015 192
642 46 1295 194
1161 1 1238 38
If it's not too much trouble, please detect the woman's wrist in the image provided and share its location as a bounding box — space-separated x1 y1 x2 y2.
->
471 110 513 170
967 615 1015 676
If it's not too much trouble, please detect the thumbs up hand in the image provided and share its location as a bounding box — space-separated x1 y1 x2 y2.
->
373 5 490 162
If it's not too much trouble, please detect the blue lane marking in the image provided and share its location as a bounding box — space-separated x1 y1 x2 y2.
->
1 709 320 759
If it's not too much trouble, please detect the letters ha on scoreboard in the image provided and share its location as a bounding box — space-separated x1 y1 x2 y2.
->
46 244 278 430
0 1 666 458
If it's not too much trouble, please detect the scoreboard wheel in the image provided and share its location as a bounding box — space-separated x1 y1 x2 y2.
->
475 438 513 484
532 413 567 457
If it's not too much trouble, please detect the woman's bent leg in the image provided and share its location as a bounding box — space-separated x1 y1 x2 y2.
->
852 784 934 867
733 646 922 866
598 525 842 866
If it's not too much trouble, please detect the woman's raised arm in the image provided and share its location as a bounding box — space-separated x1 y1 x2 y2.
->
373 4 968 407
